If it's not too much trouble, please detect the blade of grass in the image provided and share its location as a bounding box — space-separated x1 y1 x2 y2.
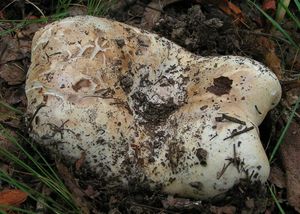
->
278 0 300 29
276 0 291 23
56 0 72 14
0 126 78 210
0 126 61 182
0 146 77 210
87 0 116 16
0 101 23 115
248 0 299 49
18 134 68 190
0 205 36 214
0 12 68 37
0 148 75 209
0 171 70 213
295 0 300 11
268 184 286 214
270 95 300 162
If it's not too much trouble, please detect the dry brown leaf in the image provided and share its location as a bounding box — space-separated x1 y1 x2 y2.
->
269 166 286 189
257 36 283 80
0 189 28 207
218 0 245 24
0 21 43 65
262 0 276 12
265 50 282 79
280 121 300 212
3 87 27 106
0 36 31 65
0 62 26 85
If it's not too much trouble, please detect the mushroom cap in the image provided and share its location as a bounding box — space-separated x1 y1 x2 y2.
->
26 16 282 199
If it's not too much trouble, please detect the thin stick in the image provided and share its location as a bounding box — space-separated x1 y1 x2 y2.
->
223 126 254 140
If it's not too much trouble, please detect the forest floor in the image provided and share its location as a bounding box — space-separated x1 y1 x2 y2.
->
0 0 300 213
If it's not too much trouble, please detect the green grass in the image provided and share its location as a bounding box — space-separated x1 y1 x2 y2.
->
277 0 300 29
0 0 116 37
0 12 68 37
0 123 81 213
0 101 23 115
56 0 72 14
269 96 300 162
268 184 286 214
87 0 116 16
248 0 300 49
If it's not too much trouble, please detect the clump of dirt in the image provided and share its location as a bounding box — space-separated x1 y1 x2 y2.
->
154 3 239 56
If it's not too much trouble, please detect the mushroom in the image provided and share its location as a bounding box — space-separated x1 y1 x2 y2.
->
26 16 282 199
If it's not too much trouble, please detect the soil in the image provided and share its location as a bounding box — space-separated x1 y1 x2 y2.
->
0 0 300 213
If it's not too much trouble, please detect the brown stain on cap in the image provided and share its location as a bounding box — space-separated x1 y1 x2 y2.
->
207 76 233 96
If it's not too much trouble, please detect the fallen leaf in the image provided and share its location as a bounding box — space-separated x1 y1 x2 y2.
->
0 189 28 207
3 87 27 106
0 62 26 85
269 166 286 189
280 121 300 212
265 51 282 79
262 0 276 12
217 0 245 24
257 36 283 80
0 22 39 65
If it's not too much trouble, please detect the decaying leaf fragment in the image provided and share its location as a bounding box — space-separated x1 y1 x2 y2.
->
0 189 28 208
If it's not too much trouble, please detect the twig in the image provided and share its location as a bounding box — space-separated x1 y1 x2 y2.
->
223 126 254 140
217 162 232 180
27 103 46 131
216 113 246 125
255 105 262 114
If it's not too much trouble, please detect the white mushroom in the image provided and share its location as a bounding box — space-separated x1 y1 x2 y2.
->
26 16 282 199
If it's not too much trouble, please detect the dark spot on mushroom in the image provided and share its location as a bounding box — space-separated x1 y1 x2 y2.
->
207 76 233 96
195 148 208 166
169 177 176 183
72 79 91 92
189 181 203 191
120 75 133 93
35 116 40 125
131 91 179 124
255 105 262 114
43 95 48 103
200 105 208 110
238 141 242 147
115 39 125 48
